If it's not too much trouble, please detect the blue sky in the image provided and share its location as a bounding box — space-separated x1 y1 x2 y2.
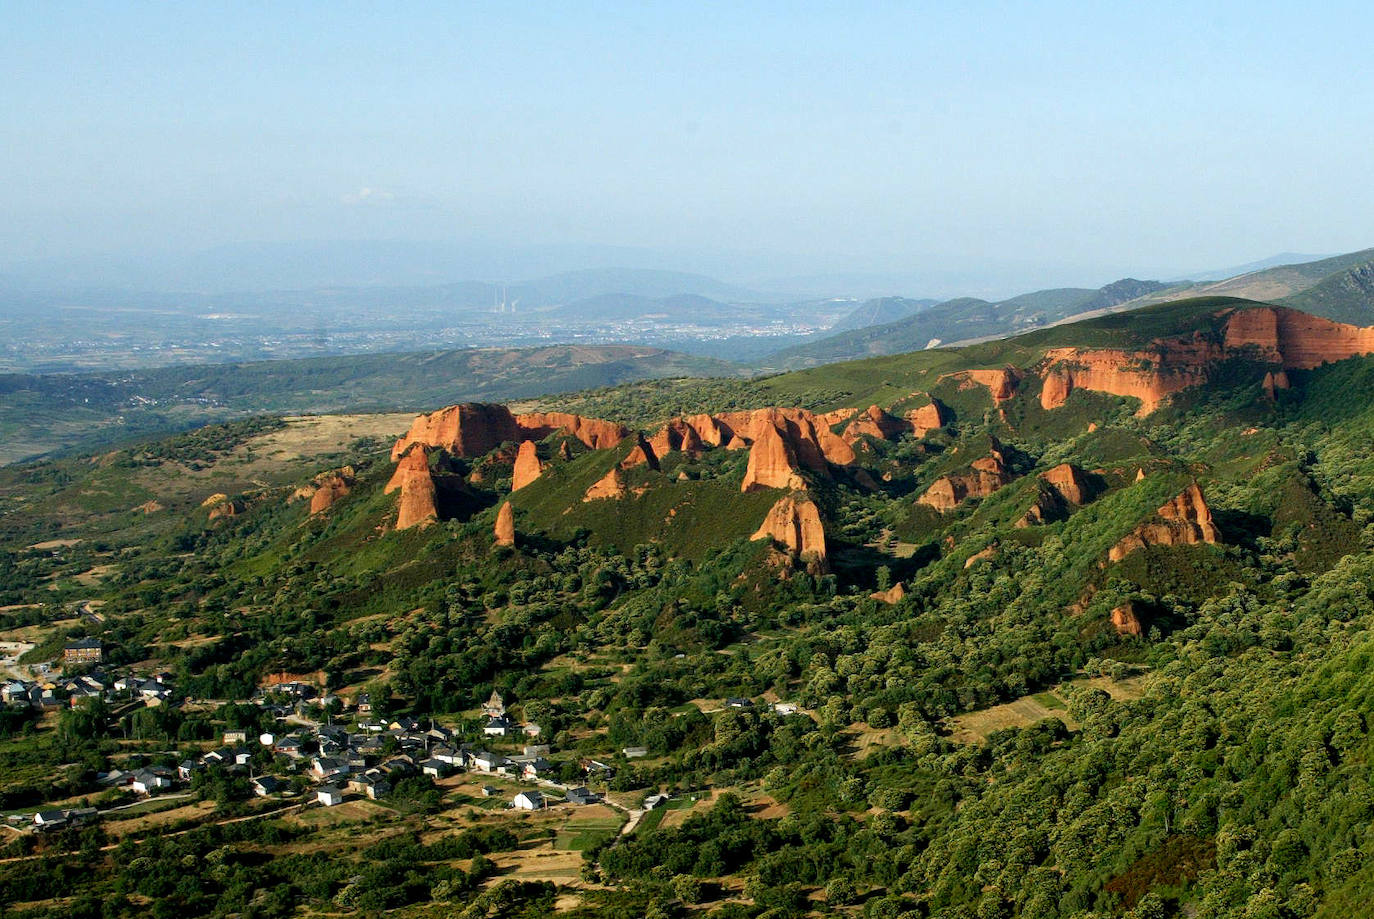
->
4 1 1374 293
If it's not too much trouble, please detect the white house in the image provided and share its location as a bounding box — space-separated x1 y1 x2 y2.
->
513 790 545 810
316 785 344 807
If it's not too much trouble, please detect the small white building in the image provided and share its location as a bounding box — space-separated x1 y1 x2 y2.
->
316 785 344 807
513 790 545 810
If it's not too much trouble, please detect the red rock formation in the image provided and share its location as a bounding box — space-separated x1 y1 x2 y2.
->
1135 468 1146 482
725 434 748 450
1110 602 1145 637
941 367 1020 403
386 446 439 530
905 400 950 437
392 403 628 460
1221 306 1374 368
494 501 515 546
511 441 543 491
1108 483 1219 562
583 467 627 502
871 582 906 604
964 545 998 568
1038 342 1216 415
516 412 629 450
1262 369 1291 401
751 494 827 572
204 495 243 520
685 413 729 446
649 418 704 457
1042 463 1091 505
743 423 808 492
918 441 1014 512
558 440 574 461
308 466 355 514
619 437 660 471
842 405 909 443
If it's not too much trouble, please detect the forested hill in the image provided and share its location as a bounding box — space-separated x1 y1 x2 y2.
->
0 344 742 465
7 298 1374 916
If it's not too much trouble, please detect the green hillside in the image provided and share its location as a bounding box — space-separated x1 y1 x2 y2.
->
765 278 1173 370
7 300 1374 917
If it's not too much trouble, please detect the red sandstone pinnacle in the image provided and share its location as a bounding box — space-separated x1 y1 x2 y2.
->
1041 463 1090 505
1111 602 1145 637
918 441 1013 512
494 501 515 547
511 441 543 491
386 445 439 530
751 493 827 572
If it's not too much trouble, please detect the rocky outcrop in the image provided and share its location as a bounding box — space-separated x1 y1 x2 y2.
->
202 494 243 520
1041 463 1092 506
1108 483 1219 562
1262 369 1291 401
905 400 951 437
494 501 515 546
941 368 1019 403
964 545 998 568
751 494 827 573
511 441 543 491
619 437 660 471
842 405 910 444
558 440 574 461
1038 307 1374 417
1222 305 1374 369
583 467 628 502
307 466 356 514
743 423 808 492
918 440 1014 512
871 582 906 604
1110 602 1145 637
392 403 628 461
385 446 439 530
649 418 704 457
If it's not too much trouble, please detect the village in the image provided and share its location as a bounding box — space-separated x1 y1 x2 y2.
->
1 637 725 837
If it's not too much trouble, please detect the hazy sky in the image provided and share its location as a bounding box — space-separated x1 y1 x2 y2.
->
4 1 1374 292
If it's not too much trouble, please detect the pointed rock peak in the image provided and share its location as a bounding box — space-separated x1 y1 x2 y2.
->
1041 463 1091 505
308 468 355 515
511 440 544 492
905 399 951 436
620 436 660 471
870 582 906 604
1135 468 1146 482
583 466 627 502
387 445 438 531
558 440 574 461
742 423 806 493
494 501 515 547
751 493 827 574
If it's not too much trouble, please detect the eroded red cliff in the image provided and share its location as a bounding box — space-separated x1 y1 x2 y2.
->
1108 483 1219 562
386 446 439 530
751 493 828 573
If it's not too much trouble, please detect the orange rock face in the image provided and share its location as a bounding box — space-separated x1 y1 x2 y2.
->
743 423 808 492
905 400 950 437
918 441 1013 512
751 494 827 572
511 441 543 491
308 467 355 514
649 418 704 457
1108 483 1219 562
619 438 660 471
1110 602 1145 637
494 501 515 546
1038 307 1374 417
386 446 439 530
842 405 910 444
1262 369 1291 401
1222 306 1374 369
942 368 1019 403
582 467 627 502
392 403 628 460
1041 463 1091 505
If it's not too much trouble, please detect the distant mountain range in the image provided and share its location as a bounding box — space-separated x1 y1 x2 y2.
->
758 249 1374 370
